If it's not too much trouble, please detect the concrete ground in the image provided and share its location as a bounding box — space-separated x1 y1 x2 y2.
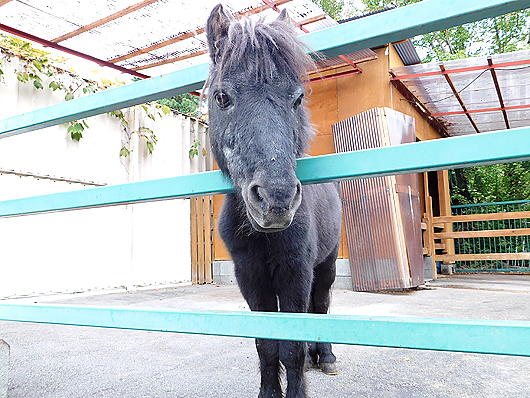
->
2 273 530 398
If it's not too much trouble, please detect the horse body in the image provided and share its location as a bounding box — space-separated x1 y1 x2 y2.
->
206 5 342 397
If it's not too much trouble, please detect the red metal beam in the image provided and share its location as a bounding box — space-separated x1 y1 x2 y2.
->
389 71 449 137
391 58 530 81
431 103 530 117
488 56 510 129
0 23 150 79
439 63 480 133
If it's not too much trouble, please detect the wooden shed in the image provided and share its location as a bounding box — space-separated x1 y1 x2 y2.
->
193 41 453 290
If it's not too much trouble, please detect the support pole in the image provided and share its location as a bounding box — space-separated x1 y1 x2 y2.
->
0 340 9 398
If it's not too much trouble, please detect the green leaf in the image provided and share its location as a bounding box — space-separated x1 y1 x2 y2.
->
147 113 156 121
16 71 29 83
65 92 74 101
146 141 154 154
161 105 171 115
202 148 208 157
71 131 83 141
33 79 44 90
49 81 60 91
141 104 149 113
0 68 4 76
189 148 199 158
32 60 43 72
82 120 89 129
120 148 130 157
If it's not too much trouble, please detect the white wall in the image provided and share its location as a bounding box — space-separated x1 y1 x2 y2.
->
0 54 207 297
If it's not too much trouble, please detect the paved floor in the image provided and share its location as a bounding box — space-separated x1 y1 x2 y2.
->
2 274 530 397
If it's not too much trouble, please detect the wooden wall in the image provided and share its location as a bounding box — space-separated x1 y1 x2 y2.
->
213 44 446 261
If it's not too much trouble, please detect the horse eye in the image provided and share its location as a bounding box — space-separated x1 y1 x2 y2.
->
293 93 304 110
215 91 231 109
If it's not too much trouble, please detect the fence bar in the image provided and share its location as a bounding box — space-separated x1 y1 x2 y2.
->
1 0 529 138
0 303 529 356
1 126 530 218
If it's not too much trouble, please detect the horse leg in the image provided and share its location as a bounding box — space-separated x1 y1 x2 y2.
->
278 272 312 398
311 252 338 375
235 268 282 398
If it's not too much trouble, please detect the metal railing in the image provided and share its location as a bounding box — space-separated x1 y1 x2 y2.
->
452 200 530 272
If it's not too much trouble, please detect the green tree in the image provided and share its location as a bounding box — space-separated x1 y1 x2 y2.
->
157 93 199 116
311 0 345 21
359 0 530 62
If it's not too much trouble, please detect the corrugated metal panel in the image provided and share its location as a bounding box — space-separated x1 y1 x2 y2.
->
332 108 423 291
393 40 422 65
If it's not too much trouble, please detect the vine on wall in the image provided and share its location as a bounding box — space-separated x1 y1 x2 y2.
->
0 34 174 157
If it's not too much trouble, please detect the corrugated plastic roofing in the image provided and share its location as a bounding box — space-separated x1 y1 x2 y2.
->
391 50 530 136
0 0 340 76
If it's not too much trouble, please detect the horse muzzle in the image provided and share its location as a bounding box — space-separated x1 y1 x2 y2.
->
244 179 302 233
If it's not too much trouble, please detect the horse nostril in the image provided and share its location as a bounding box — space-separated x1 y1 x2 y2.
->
290 182 302 209
249 184 267 208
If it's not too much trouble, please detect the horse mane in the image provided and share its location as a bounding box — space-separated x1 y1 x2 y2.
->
215 16 315 83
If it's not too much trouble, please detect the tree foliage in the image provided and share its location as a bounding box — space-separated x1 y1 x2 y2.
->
450 164 530 206
311 0 345 21
158 93 199 117
359 0 530 62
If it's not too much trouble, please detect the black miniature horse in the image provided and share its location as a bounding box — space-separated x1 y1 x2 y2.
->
206 5 342 398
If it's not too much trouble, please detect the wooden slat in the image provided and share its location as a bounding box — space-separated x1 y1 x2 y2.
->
190 198 198 284
52 0 162 43
434 210 530 223
435 243 446 250
434 228 530 239
437 253 530 262
197 197 205 284
204 196 213 284
0 0 13 6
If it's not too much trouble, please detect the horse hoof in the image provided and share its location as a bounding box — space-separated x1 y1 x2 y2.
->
319 361 338 375
304 356 317 372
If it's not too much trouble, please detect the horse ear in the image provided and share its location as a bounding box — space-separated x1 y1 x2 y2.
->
276 8 291 24
207 4 230 63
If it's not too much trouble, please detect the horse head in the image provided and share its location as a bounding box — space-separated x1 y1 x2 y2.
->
206 4 314 232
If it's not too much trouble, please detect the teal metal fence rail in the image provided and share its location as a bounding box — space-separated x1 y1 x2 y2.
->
2 0 530 357
452 200 530 272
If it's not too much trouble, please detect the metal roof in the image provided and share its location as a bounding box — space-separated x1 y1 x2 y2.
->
390 49 530 136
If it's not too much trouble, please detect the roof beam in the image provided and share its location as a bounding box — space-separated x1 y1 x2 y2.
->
108 0 292 64
51 0 162 43
430 103 530 117
440 63 481 134
0 23 150 79
391 58 530 81
389 70 449 137
132 49 208 71
488 56 510 129
129 15 326 71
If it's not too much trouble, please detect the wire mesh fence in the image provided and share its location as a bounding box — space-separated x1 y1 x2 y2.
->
452 200 530 272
